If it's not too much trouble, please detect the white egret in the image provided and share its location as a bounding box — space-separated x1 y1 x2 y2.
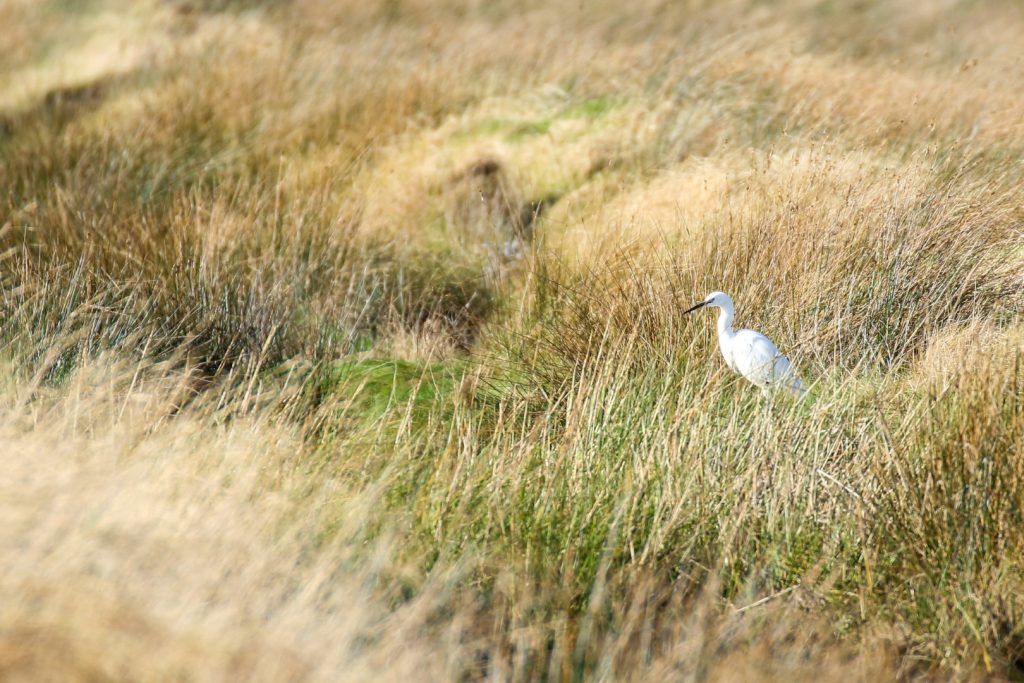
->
684 291 806 396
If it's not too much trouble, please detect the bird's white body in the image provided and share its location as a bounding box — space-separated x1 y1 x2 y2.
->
687 291 805 396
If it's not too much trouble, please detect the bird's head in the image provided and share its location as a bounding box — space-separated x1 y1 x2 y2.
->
684 291 733 314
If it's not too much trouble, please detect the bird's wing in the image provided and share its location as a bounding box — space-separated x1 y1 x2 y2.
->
731 329 804 392
731 330 780 386
769 350 805 395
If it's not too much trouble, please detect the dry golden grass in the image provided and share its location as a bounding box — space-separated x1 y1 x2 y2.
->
2 0 1024 680
0 361 462 682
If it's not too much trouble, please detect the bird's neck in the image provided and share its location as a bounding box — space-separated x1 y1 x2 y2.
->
716 308 735 339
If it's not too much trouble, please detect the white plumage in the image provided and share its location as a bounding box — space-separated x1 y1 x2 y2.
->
685 291 806 397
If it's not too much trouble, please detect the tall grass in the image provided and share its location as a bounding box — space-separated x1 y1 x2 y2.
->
2 0 1023 680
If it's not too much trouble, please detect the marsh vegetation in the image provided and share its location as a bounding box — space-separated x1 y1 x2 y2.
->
2 1 1023 679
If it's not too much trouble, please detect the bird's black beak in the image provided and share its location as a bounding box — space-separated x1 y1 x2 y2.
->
684 300 708 314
